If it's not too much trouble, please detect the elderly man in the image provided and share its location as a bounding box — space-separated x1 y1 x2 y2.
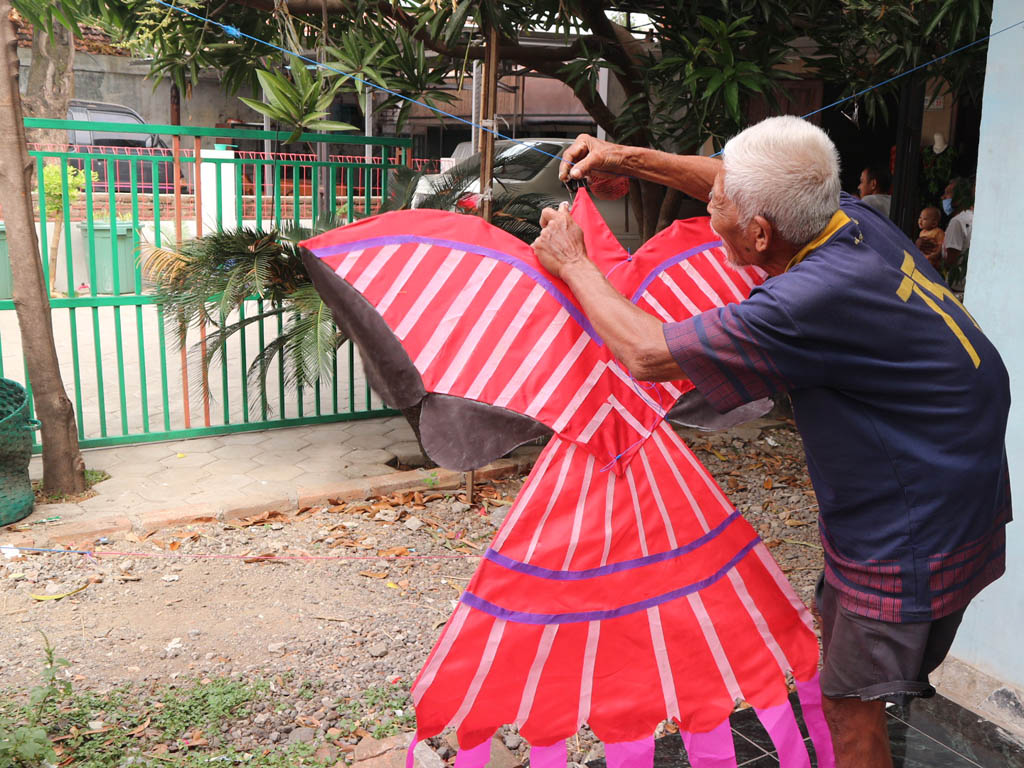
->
531 116 1011 768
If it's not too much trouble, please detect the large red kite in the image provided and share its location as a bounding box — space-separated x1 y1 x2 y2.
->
300 190 834 768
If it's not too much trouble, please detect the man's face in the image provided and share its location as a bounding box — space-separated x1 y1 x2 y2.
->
857 169 876 198
943 180 956 200
708 170 760 270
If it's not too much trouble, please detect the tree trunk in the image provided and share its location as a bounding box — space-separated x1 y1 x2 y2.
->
47 207 63 295
21 16 75 146
0 2 86 494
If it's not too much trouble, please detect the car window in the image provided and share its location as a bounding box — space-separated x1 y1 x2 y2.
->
86 109 148 148
493 142 561 181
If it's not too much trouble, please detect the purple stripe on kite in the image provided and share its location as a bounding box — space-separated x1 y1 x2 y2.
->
461 537 759 624
484 510 742 580
310 235 602 344
605 738 655 768
630 241 724 303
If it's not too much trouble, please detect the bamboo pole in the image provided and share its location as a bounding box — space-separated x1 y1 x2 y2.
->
467 24 501 504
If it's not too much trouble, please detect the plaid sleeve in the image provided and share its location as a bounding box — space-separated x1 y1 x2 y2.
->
664 304 789 413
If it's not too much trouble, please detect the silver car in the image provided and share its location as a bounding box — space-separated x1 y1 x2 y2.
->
412 138 643 251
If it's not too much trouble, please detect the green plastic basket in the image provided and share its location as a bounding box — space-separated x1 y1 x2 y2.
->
0 378 41 526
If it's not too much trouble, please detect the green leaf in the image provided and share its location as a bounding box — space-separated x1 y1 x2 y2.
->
703 71 726 100
923 1 955 37
306 120 358 133
724 80 740 120
255 69 300 115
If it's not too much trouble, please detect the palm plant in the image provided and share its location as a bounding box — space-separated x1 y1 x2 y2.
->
143 220 343 418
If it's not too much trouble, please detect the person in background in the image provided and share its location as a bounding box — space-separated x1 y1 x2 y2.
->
857 164 892 217
943 177 974 268
916 206 945 269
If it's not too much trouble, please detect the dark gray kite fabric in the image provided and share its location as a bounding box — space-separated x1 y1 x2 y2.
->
302 247 551 470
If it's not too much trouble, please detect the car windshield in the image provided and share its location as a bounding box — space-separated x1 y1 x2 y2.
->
491 142 561 180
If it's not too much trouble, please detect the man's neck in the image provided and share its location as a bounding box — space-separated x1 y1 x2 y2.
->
762 242 800 277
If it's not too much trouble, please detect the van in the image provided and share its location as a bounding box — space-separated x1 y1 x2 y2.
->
66 100 167 149
65 100 174 192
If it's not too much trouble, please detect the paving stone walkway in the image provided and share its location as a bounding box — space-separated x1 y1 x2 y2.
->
6 415 542 547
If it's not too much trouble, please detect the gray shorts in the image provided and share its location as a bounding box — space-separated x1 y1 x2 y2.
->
815 574 965 704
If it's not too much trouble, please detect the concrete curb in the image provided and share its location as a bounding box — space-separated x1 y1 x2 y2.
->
1 455 536 550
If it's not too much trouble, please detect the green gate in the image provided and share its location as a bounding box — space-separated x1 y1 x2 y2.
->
0 119 410 452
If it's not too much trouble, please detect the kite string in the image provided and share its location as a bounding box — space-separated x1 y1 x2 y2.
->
1 545 478 562
151 0 1022 168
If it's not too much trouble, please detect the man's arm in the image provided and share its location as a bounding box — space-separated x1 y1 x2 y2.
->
532 204 685 382
559 134 720 202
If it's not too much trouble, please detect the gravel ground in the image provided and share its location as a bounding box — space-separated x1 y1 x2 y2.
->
0 419 821 762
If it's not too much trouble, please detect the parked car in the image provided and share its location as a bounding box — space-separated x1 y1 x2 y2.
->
65 100 177 193
412 138 643 251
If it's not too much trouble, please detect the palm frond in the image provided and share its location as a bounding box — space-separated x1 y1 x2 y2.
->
379 166 428 213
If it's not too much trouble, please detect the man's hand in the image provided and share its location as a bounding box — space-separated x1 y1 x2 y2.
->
559 134 629 184
560 133 720 203
532 202 589 281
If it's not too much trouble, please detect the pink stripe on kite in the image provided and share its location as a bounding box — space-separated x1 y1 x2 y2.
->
680 719 737 768
754 702 811 768
795 674 836 768
605 737 655 768
406 739 417 768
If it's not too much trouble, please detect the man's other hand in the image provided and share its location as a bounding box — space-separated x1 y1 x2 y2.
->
532 202 589 280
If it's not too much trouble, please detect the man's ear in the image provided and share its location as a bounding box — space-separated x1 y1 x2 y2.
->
751 215 773 254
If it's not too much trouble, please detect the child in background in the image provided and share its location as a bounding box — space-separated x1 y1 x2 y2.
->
916 205 945 268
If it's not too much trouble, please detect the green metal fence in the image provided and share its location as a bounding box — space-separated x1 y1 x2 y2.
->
0 118 410 452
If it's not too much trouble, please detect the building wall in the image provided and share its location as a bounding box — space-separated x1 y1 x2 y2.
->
17 48 261 132
949 0 1024 690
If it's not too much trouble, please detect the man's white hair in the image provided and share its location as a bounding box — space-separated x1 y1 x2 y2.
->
721 116 841 246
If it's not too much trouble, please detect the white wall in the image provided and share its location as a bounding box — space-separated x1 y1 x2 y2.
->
950 0 1024 689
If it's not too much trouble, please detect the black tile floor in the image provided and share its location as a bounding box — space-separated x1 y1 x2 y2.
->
591 693 1024 767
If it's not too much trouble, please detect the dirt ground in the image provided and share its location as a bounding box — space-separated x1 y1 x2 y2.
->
0 420 822 761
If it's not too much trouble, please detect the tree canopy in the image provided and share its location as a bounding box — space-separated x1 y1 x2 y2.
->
17 0 992 237
68 0 988 236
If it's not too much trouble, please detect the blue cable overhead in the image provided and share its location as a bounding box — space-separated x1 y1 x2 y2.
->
151 0 567 165
152 0 1021 167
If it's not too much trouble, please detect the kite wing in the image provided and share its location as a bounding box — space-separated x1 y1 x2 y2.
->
300 190 767 471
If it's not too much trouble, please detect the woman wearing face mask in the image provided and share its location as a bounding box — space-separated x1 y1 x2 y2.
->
941 177 974 269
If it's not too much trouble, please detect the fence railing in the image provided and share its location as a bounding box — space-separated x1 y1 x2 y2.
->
1 119 420 452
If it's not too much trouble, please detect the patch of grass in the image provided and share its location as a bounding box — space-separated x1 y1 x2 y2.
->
2 639 415 768
32 468 110 505
334 682 415 740
297 680 320 701
151 678 267 740
2 671 269 768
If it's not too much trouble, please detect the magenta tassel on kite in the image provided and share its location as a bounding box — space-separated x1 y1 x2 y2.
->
680 720 737 767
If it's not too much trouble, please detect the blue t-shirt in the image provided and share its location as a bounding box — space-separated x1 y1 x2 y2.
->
664 193 1011 622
